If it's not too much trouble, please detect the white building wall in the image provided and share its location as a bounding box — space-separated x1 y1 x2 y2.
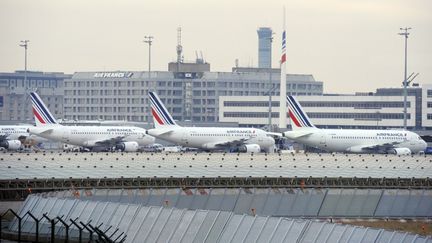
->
219 95 418 129
422 84 432 128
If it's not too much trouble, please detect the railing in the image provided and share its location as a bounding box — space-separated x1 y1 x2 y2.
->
0 209 126 243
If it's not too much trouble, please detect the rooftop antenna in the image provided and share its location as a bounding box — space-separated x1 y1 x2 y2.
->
176 27 183 64
406 72 419 86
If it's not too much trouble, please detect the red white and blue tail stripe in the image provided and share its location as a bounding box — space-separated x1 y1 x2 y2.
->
286 95 315 130
149 92 178 128
30 92 58 126
281 31 286 64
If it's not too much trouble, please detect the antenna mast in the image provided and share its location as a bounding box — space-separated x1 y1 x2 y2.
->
176 27 183 64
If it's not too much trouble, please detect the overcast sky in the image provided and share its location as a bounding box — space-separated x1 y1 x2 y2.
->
1 0 431 93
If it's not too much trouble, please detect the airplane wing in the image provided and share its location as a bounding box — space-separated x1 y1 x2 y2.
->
39 129 54 135
266 132 283 137
87 136 127 147
203 138 249 149
283 130 315 139
347 141 403 153
148 128 175 136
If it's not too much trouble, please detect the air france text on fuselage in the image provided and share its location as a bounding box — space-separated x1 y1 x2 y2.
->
226 130 255 134
376 132 406 137
106 128 133 132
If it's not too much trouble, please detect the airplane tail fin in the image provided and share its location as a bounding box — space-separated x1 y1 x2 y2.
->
286 95 316 131
149 91 179 128
30 92 59 126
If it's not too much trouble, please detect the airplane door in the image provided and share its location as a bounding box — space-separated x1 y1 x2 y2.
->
62 130 70 143
320 134 326 147
181 131 189 145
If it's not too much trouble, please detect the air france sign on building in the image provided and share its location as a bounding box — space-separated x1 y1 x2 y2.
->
93 72 133 78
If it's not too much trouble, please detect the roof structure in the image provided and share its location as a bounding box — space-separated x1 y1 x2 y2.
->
8 194 432 243
47 188 432 218
0 152 430 179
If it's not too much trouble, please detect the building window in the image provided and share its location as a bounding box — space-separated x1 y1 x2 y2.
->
428 114 432 120
428 90 432 98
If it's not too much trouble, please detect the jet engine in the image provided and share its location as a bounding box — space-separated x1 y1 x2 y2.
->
116 141 139 152
390 147 411 155
0 140 22 150
238 144 261 153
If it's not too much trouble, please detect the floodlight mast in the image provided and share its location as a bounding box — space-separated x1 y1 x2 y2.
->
19 40 29 87
143 36 154 80
398 27 411 130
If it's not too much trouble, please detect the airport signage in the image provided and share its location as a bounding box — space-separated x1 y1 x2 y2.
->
93 72 134 78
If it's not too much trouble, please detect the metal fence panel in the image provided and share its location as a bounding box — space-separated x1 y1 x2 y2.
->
192 210 219 243
218 214 245 242
255 217 282 243
275 189 298 216
156 208 185 242
261 188 283 216
126 206 151 243
203 211 232 243
176 189 196 209
243 216 269 242
219 188 240 211
303 189 326 216
230 215 256 243
204 188 226 211
145 208 174 243
248 188 269 216
233 188 254 215
319 189 341 217
168 210 196 243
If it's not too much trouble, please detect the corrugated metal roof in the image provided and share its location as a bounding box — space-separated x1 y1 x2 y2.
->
9 195 432 243
0 153 430 179
47 188 432 218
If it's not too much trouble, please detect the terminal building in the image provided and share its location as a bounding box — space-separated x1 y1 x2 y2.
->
219 84 432 131
0 71 71 124
63 64 323 125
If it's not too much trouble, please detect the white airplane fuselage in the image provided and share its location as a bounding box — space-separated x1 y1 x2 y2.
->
285 129 427 154
148 127 275 152
0 125 48 150
0 126 30 140
29 125 155 148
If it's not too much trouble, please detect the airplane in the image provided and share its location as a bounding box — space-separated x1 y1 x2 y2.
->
283 95 427 155
0 125 47 150
0 125 40 150
147 92 275 153
28 92 155 152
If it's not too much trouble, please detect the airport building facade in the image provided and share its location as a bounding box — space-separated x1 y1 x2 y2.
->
219 84 432 131
63 65 323 125
0 71 71 124
2 68 432 132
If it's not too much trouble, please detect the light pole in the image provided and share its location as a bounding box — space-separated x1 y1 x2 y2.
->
267 33 274 132
143 36 154 80
19 40 29 121
19 40 29 87
398 27 411 130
